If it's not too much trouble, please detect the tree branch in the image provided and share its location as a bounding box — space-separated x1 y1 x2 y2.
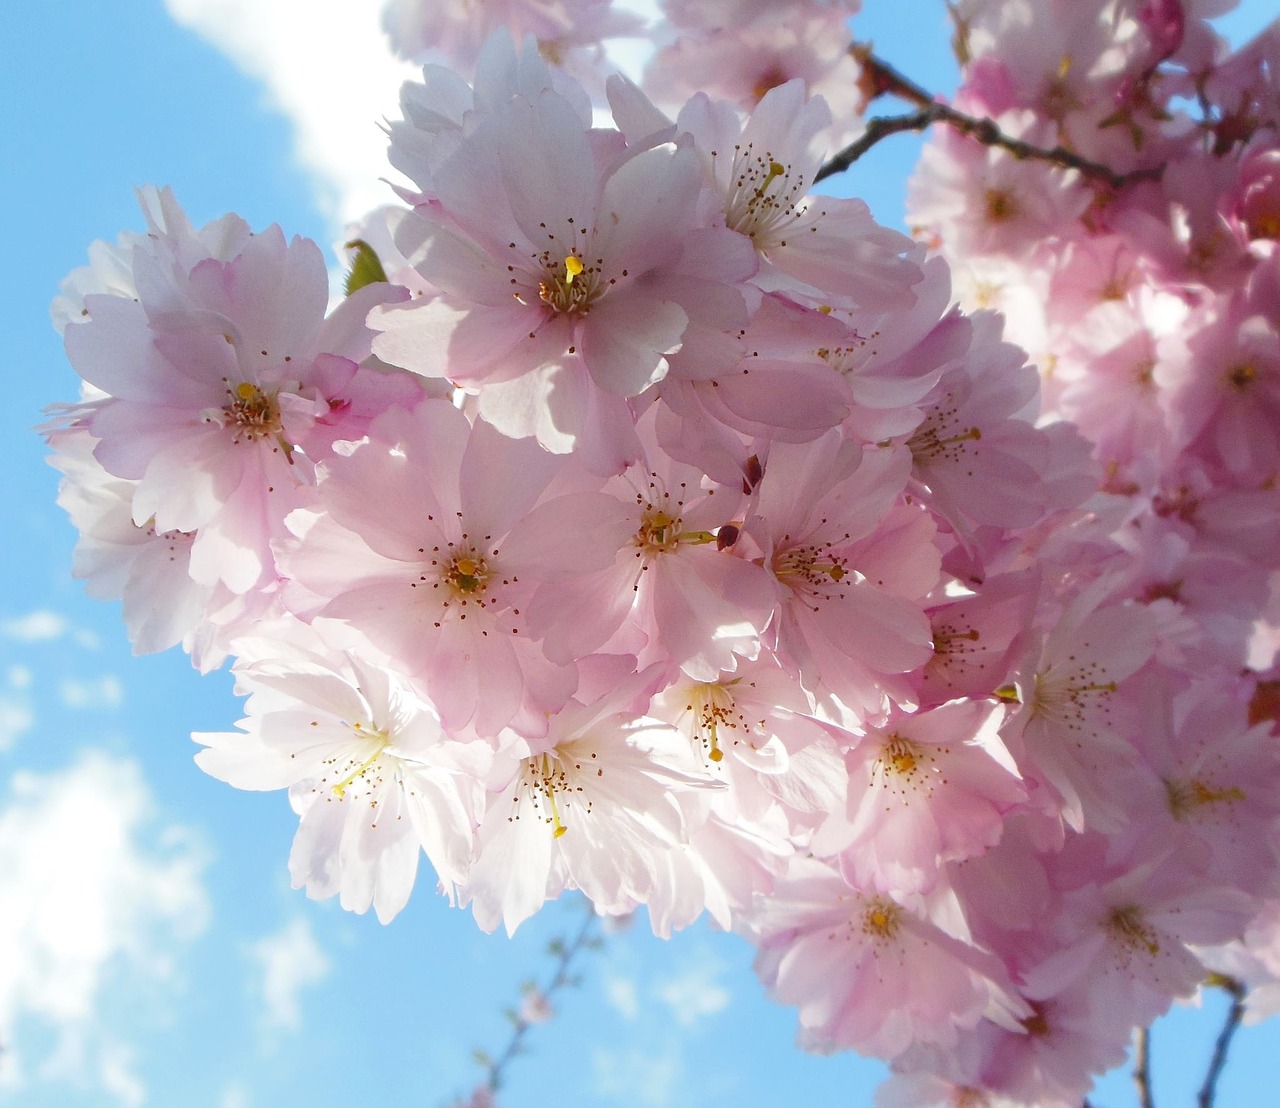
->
478 897 601 1094
1134 1025 1155 1108
1198 975 1247 1108
814 47 1163 190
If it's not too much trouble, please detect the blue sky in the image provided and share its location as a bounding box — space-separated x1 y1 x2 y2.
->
2 2 1278 1106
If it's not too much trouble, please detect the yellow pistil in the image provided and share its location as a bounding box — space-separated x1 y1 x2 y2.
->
882 737 918 777
861 898 901 940
1106 905 1160 956
563 255 584 284
222 380 294 461
444 552 490 597
1165 777 1246 820
634 507 718 557
331 731 390 799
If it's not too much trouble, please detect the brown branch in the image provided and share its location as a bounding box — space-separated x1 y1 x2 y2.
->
1134 1024 1155 1108
476 896 601 1095
1198 975 1247 1108
816 47 1164 190
813 110 936 183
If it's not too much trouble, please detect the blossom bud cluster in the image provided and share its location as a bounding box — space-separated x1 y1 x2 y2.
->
43 2 1280 1104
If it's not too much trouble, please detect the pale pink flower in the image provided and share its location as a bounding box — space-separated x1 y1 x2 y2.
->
1001 599 1156 832
60 193 406 594
278 400 596 738
194 648 490 922
748 858 1025 1058
917 570 1040 708
460 682 716 934
372 72 757 443
1025 852 1255 1029
647 6 865 136
739 432 937 717
814 701 1027 894
907 313 1094 542
383 0 643 80
908 117 1091 262
525 413 775 681
678 80 920 310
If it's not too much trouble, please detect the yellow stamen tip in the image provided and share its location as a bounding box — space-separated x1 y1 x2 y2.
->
235 382 259 401
708 747 724 763
553 824 568 838
563 255 584 284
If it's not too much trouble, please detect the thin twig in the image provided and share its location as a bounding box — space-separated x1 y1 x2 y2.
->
1198 975 1247 1108
1134 1025 1155 1108
815 48 1163 189
813 110 936 184
481 897 601 1093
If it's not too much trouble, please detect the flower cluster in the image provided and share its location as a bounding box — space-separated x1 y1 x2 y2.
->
44 1 1280 1104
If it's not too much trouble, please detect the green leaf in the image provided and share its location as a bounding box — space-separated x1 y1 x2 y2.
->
343 239 388 296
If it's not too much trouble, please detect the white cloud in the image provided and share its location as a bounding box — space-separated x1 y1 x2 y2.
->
98 1043 146 1108
0 696 33 753
603 974 639 1021
220 1081 252 1108
161 0 665 234
0 611 68 643
7 665 33 690
248 917 331 1033
162 0 419 227
0 751 209 1101
58 675 124 711
654 957 731 1029
592 1044 683 1108
606 0 661 82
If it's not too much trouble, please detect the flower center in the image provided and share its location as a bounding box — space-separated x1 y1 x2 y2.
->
716 143 820 251
1106 905 1160 956
1164 776 1246 820
214 380 295 461
444 552 490 597
1227 362 1257 390
327 722 392 801
685 681 751 763
524 752 587 838
909 395 983 466
984 188 1018 223
773 538 851 610
872 734 947 801
539 254 597 315
228 381 280 435
860 897 902 941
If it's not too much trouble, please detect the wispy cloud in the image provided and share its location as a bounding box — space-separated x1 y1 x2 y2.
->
248 917 331 1033
0 611 68 643
603 974 639 1021
162 0 419 226
161 0 664 233
0 701 33 752
0 751 209 1101
220 1081 252 1108
592 1043 684 1108
655 956 731 1029
58 675 124 711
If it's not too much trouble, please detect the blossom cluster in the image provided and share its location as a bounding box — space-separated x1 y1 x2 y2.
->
44 1 1280 1105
